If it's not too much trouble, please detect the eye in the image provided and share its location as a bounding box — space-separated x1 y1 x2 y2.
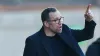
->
53 20 57 22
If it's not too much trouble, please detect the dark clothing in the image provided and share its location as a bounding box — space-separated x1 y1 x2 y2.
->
46 34 65 56
86 38 100 56
46 34 78 56
23 20 96 56
46 34 66 56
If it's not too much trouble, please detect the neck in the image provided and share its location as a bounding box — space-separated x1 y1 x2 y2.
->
44 27 56 37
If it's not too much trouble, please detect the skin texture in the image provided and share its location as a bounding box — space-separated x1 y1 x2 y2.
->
44 10 63 36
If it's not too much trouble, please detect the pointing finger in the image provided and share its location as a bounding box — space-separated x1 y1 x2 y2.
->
85 4 91 14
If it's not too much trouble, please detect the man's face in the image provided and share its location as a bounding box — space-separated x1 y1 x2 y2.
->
47 11 64 33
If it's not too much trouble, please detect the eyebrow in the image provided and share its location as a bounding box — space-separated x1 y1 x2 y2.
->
55 16 64 19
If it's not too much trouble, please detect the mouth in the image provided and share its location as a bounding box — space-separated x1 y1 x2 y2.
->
58 26 62 30
57 26 62 33
59 25 62 28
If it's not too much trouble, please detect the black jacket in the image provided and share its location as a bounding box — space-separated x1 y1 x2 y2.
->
23 20 96 56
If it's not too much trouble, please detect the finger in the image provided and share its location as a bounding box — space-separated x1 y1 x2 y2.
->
85 4 91 14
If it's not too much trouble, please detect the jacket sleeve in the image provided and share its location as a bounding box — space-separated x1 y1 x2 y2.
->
71 20 96 42
23 37 37 56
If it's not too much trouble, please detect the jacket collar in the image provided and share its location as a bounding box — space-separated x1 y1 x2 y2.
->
39 24 84 56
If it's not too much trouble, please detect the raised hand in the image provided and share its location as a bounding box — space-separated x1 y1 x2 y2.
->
84 4 93 22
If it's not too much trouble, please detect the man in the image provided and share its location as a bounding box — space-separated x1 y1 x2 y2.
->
86 37 100 56
23 4 96 56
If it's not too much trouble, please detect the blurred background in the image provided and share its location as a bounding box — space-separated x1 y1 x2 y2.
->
0 0 100 56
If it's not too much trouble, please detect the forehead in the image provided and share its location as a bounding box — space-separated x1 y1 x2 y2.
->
49 10 61 19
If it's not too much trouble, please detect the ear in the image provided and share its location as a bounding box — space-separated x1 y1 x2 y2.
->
44 21 50 27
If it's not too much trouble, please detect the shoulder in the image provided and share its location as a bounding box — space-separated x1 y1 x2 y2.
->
86 38 100 56
62 24 70 30
62 24 71 32
62 24 69 29
26 31 41 43
87 38 100 51
90 38 100 47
